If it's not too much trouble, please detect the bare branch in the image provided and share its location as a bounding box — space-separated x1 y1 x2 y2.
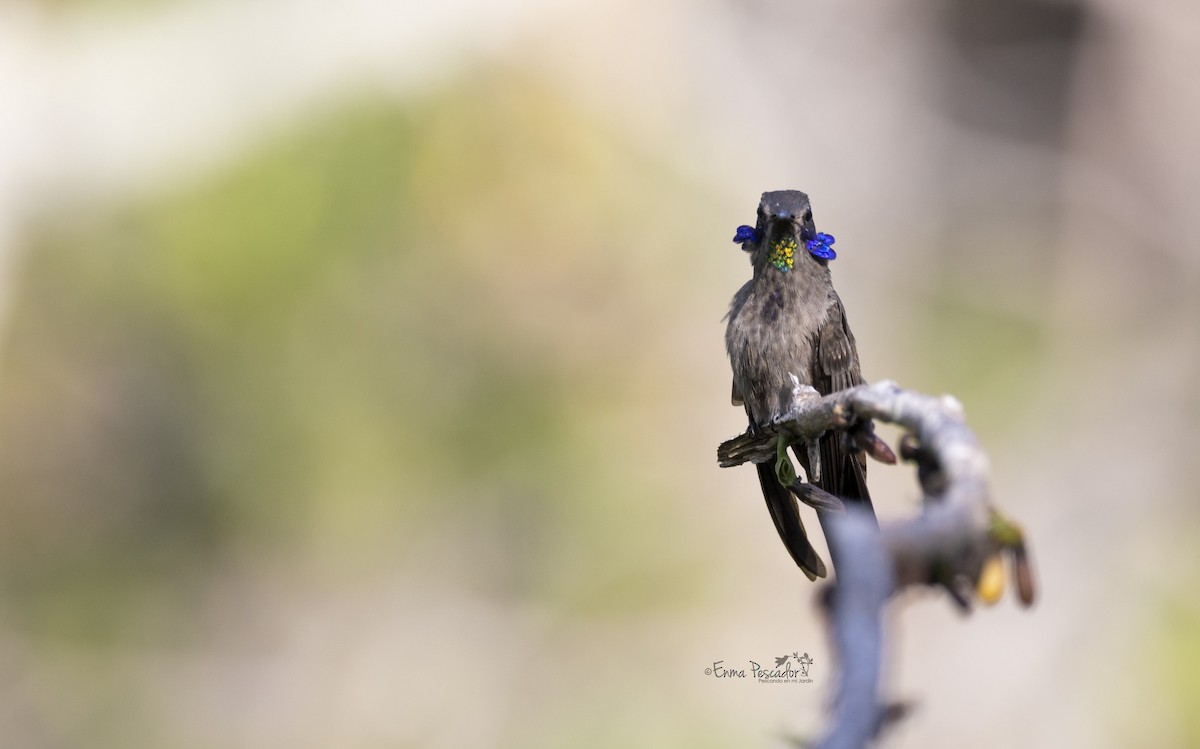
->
717 380 1034 748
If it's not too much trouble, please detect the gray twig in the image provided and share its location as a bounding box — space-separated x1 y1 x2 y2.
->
717 380 1034 749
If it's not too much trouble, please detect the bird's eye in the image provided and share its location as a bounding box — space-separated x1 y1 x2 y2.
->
803 209 813 222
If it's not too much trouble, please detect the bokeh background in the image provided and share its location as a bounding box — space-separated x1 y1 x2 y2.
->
1 0 1197 747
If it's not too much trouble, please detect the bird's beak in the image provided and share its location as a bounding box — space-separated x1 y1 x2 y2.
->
768 215 803 245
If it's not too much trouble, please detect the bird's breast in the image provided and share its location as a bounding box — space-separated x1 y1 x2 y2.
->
726 274 830 425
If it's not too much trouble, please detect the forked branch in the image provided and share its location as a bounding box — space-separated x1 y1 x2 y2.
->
718 380 1034 749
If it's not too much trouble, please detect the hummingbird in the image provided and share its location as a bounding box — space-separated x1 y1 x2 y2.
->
725 190 873 580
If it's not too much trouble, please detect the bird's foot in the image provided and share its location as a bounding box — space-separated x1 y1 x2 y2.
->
774 431 799 487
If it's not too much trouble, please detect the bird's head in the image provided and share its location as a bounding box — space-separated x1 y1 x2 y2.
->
733 190 836 272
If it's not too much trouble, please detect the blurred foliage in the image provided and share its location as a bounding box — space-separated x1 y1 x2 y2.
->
1150 587 1200 746
918 291 1045 418
910 263 1049 432
0 67 717 676
33 0 171 13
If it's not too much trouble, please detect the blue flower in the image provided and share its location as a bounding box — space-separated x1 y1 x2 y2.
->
732 225 760 246
805 231 836 260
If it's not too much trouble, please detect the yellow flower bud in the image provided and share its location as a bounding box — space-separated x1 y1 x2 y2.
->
977 555 1005 605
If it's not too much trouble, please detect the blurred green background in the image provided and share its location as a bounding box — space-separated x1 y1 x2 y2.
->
0 1 1197 747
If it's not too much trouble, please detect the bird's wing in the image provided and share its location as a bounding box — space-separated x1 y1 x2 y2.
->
815 295 863 394
810 295 873 508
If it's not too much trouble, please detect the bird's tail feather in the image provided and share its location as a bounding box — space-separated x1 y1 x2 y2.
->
755 461 827 580
812 433 876 520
